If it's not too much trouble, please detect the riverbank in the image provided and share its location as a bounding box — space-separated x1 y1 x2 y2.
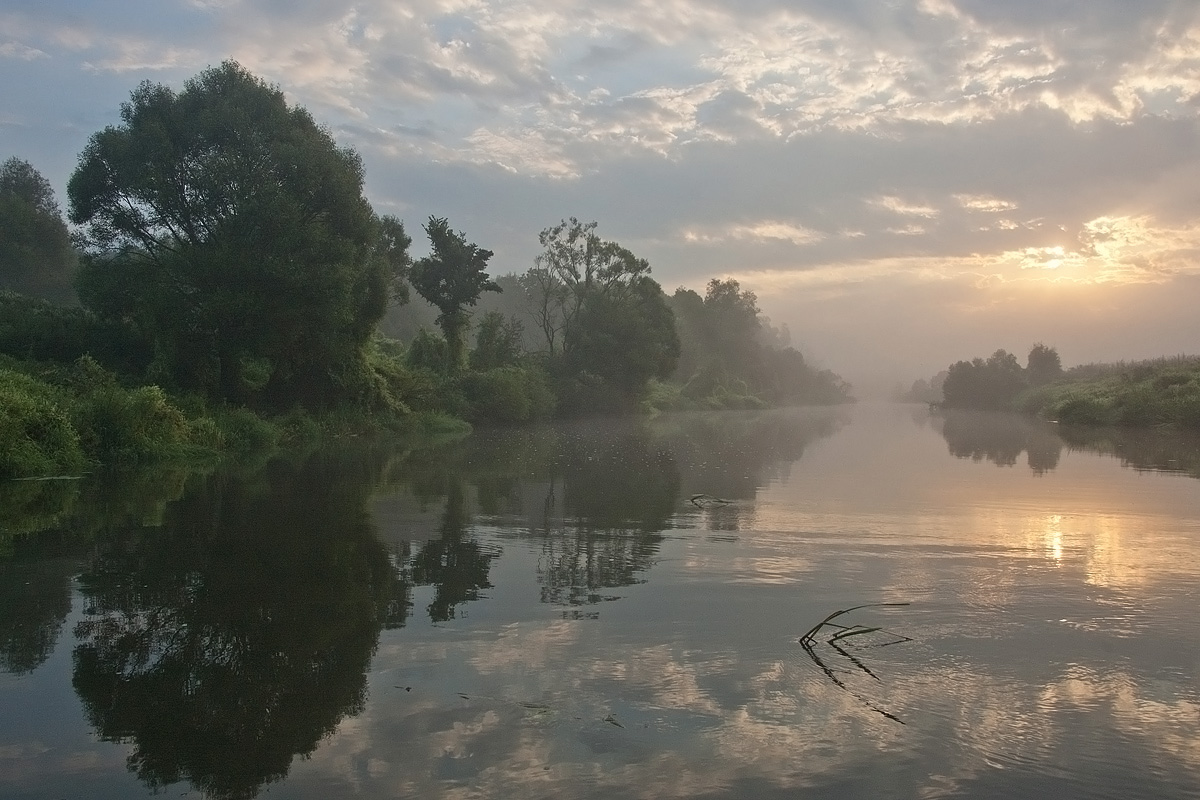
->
1016 356 1200 428
0 353 469 480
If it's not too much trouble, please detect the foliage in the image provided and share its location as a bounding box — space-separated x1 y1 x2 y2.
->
70 383 193 464
1026 342 1064 386
0 290 151 376
470 311 524 371
0 367 87 479
560 274 680 412
409 217 500 370
900 370 948 403
0 355 296 477
0 157 78 304
405 328 451 373
68 61 400 411
460 365 555 424
941 348 1029 410
525 218 651 356
936 347 1200 429
1018 359 1200 428
668 279 852 408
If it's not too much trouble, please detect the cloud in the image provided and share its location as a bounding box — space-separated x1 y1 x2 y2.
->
0 41 46 60
683 220 825 247
956 193 1019 212
872 195 940 217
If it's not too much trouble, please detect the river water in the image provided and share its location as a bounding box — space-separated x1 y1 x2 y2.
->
2 404 1199 799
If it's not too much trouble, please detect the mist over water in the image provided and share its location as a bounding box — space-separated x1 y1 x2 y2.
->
2 405 1199 799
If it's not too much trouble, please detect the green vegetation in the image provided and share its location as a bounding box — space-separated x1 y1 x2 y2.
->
664 278 853 411
0 158 78 304
921 345 1200 430
1 62 852 479
1019 356 1200 428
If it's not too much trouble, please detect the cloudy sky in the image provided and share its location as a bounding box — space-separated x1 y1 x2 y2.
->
3 0 1199 389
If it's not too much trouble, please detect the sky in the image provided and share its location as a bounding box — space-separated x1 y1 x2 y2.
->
2 0 1200 392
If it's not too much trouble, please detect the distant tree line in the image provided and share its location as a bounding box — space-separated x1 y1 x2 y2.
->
902 344 1062 408
0 61 852 477
911 344 1200 429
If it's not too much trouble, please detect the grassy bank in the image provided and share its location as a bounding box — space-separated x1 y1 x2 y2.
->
1017 356 1200 428
0 354 469 480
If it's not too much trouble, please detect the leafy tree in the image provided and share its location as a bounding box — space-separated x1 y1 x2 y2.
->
409 217 500 370
563 274 680 410
0 157 77 303
668 278 850 408
526 218 651 355
470 311 524 371
942 349 1027 409
1026 343 1063 386
67 61 403 409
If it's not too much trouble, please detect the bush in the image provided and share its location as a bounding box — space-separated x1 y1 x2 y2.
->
1051 395 1115 426
71 384 192 464
461 366 555 425
0 368 87 478
0 291 151 377
213 406 281 454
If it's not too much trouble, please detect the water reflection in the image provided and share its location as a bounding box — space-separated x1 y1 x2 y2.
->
411 482 498 621
5 406 1197 799
936 409 1063 473
369 410 845 613
0 468 198 675
935 408 1200 478
0 537 75 674
69 449 407 800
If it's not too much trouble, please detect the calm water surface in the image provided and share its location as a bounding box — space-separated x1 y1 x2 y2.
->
2 405 1199 799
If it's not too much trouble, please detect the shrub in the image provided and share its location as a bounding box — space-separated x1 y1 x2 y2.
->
214 406 281 454
460 366 555 425
0 368 87 478
1051 395 1115 426
71 384 192 464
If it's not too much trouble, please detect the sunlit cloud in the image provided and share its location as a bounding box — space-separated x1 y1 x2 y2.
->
723 213 1200 297
955 193 1018 212
872 195 940 218
683 220 825 247
887 224 929 236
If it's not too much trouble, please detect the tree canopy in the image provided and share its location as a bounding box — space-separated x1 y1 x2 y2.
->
942 348 1037 409
67 61 404 410
410 217 500 370
0 157 78 303
669 278 850 408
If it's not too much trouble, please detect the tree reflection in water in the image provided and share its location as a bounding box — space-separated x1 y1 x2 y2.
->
411 481 498 621
375 410 846 615
935 407 1200 478
70 449 410 800
937 409 1063 474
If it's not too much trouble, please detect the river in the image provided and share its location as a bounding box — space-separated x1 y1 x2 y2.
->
2 404 1199 799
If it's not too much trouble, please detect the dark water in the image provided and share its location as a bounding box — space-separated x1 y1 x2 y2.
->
2 405 1199 799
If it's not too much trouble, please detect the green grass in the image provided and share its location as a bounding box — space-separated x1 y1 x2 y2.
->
1018 357 1200 429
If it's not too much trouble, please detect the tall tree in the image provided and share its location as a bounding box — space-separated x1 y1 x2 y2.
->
0 157 78 303
409 217 500 370
67 61 403 409
525 218 651 355
942 349 1026 409
565 275 680 403
1026 343 1063 386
